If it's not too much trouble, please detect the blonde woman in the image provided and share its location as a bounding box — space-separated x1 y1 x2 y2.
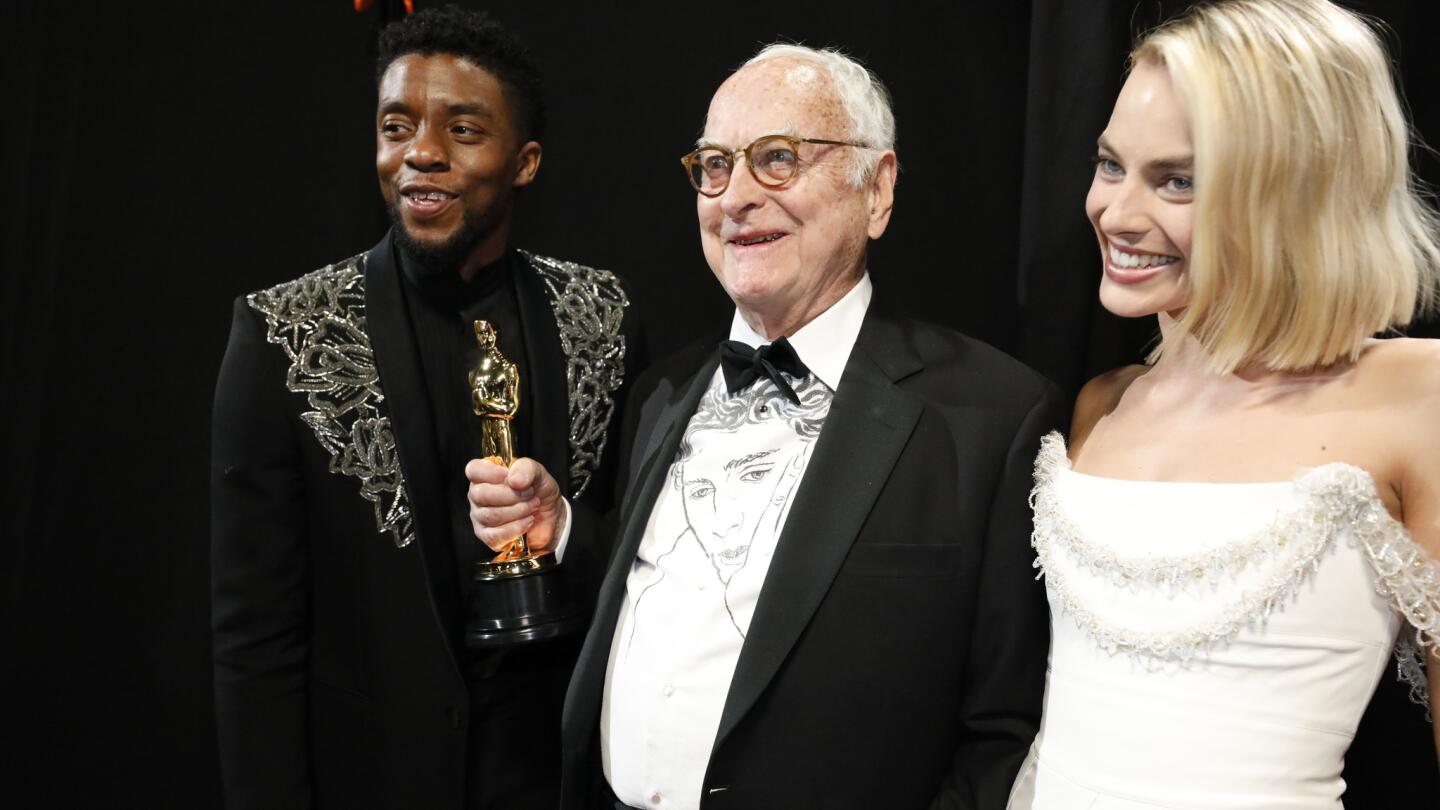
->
1010 1 1440 806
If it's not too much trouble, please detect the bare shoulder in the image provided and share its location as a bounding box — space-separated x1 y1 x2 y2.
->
1071 364 1150 453
1354 339 1440 508
1355 338 1440 411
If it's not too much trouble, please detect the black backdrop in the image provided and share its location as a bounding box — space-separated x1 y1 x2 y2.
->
2 1 1437 806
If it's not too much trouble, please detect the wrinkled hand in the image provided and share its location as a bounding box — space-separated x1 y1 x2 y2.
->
465 457 565 554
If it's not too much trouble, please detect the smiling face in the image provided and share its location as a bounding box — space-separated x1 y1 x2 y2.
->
1086 59 1195 318
697 59 896 339
376 53 541 278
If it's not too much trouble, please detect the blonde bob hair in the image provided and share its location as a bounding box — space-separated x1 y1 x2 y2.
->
1134 0 1440 372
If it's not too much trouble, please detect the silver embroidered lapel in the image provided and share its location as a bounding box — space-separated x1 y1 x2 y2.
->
247 255 416 549
520 251 629 497
244 250 627 548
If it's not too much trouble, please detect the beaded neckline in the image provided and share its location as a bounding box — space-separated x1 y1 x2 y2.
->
1030 430 1437 706
1034 432 1388 593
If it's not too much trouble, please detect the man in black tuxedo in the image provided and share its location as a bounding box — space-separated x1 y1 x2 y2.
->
210 8 641 810
472 43 1063 810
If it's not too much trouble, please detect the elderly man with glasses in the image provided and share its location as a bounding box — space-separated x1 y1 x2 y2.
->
468 43 1063 810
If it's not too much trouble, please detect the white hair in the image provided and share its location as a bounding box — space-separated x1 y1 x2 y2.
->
742 43 897 187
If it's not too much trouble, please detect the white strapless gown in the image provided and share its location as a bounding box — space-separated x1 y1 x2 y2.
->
1009 434 1439 810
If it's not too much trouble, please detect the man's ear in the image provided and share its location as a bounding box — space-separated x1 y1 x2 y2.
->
866 151 897 240
513 141 543 188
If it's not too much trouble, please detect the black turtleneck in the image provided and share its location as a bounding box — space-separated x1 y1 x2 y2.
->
395 245 536 616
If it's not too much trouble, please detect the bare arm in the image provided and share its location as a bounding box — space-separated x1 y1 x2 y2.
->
1387 341 1440 758
1408 452 1440 755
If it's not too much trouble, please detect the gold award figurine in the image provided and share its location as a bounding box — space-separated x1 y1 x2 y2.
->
469 319 556 579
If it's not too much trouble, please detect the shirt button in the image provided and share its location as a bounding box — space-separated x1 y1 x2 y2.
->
663 685 675 697
650 791 663 804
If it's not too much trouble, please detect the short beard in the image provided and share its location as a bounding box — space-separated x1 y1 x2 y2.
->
386 199 503 279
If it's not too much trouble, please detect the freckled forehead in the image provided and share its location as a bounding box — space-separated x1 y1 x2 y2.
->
703 59 849 144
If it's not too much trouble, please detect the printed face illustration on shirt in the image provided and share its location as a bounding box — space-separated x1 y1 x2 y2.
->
677 444 806 585
621 377 830 648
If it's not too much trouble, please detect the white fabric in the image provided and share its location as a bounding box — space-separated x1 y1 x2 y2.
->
725 272 872 387
1011 441 1408 809
551 497 571 562
600 274 870 810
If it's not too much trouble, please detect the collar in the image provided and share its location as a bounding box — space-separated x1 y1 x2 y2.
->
396 237 511 310
727 272 872 390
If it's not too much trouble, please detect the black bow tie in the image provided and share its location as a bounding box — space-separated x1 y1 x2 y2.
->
718 337 809 404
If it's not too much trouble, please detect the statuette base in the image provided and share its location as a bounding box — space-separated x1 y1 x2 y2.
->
474 548 557 580
465 553 587 648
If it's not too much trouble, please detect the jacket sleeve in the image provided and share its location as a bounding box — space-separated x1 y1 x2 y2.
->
931 381 1067 810
211 296 314 810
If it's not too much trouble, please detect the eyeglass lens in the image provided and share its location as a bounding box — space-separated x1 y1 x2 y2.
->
688 136 800 195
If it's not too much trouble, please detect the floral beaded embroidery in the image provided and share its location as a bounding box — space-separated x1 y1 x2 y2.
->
249 256 416 549
520 251 629 498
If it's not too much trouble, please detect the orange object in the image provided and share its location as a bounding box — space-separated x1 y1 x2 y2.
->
354 0 413 11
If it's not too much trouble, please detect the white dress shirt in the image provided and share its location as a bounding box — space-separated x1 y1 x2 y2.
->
601 274 873 810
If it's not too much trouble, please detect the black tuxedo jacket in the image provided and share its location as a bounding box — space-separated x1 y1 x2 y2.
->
212 232 642 810
560 305 1065 810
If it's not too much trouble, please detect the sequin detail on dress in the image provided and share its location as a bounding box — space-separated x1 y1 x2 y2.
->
1030 431 1440 705
248 255 416 548
520 251 629 498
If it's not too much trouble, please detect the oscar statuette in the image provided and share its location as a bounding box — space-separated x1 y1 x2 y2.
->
464 320 587 648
